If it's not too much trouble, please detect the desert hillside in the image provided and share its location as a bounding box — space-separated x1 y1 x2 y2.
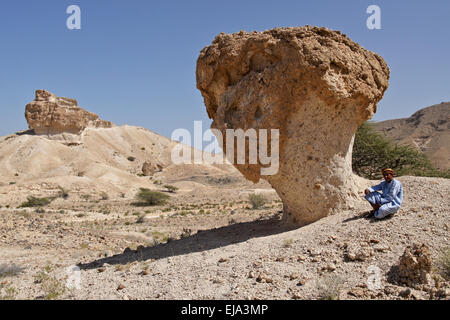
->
374 102 450 170
0 125 241 206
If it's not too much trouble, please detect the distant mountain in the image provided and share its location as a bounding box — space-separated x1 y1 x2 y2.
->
373 102 450 170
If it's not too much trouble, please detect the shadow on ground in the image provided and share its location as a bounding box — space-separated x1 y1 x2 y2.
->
78 213 296 270
342 211 374 223
342 211 396 224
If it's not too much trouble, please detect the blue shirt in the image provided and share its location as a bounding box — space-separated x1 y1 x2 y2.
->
368 179 403 207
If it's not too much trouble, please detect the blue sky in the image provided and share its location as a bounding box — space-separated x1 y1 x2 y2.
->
1 0 449 138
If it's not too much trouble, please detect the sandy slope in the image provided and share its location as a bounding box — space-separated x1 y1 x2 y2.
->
0 125 239 206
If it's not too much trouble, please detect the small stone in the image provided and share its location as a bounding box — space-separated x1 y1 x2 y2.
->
399 288 411 298
292 292 302 300
297 255 306 262
326 263 336 271
348 288 365 298
97 267 106 273
142 267 151 276
384 286 398 295
373 244 390 252
116 265 125 272
297 278 307 286
123 247 132 254
289 273 299 280
256 273 273 284
117 284 125 291
218 257 228 263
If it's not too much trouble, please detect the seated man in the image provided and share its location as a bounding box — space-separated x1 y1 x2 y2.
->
364 168 403 219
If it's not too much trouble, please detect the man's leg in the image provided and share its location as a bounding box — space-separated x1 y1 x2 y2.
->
374 203 400 219
365 191 382 212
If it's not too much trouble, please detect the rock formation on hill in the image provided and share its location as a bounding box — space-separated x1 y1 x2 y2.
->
197 26 390 226
25 90 114 135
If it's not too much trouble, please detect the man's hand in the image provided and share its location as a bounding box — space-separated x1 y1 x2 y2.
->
364 189 370 195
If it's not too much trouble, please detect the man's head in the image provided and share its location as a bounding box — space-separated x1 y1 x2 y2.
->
382 168 394 182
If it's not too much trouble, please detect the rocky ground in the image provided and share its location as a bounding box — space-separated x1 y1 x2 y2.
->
0 175 448 300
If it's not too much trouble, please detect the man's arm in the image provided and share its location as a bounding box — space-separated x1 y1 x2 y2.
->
380 181 400 204
368 182 383 193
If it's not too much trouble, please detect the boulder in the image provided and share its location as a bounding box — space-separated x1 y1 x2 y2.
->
25 90 114 135
398 243 433 286
142 161 163 176
196 26 390 226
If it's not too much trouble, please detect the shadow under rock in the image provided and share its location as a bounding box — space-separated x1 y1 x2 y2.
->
77 213 296 270
15 129 35 136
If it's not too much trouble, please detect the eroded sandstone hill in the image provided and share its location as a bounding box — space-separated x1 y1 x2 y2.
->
374 102 450 170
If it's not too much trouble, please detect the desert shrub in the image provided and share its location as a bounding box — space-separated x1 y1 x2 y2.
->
57 186 69 199
317 275 344 300
127 156 136 162
164 185 178 193
248 193 266 209
0 282 17 300
19 196 52 208
0 263 25 278
136 215 145 224
353 122 450 179
134 188 170 206
283 238 294 248
34 267 66 300
100 192 109 200
438 247 450 280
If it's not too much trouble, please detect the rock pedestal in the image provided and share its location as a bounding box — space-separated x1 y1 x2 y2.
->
196 26 390 226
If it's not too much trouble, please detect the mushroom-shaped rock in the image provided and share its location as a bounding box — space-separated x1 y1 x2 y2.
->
196 26 390 226
25 90 114 135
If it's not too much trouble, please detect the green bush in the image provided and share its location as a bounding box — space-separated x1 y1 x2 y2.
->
134 188 170 206
248 193 266 209
19 196 52 208
353 122 450 179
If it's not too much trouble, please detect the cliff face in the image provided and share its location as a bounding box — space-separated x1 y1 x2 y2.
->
374 102 450 170
25 90 114 135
